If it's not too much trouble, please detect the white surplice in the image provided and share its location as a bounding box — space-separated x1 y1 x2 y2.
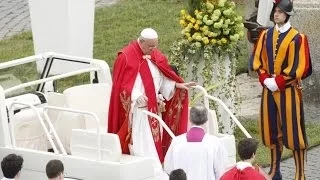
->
164 134 228 180
129 57 175 179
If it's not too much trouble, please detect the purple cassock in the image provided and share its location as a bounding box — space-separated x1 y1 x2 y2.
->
186 127 205 142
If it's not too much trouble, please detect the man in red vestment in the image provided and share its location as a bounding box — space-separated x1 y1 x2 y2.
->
108 28 195 177
220 138 268 180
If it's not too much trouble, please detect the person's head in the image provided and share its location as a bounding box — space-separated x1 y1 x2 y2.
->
271 0 293 25
46 159 64 180
189 105 208 126
138 28 158 55
237 138 259 162
169 169 187 180
1 153 23 179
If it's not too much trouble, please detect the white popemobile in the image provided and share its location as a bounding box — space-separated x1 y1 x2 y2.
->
0 52 251 179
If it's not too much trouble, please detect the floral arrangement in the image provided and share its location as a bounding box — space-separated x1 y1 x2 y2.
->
179 0 245 48
169 0 245 133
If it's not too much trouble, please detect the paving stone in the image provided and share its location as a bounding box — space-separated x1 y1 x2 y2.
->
0 0 118 40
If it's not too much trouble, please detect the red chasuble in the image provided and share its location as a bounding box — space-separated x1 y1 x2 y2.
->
220 167 266 180
107 40 189 162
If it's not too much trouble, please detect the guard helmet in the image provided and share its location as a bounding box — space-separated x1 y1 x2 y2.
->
274 0 294 16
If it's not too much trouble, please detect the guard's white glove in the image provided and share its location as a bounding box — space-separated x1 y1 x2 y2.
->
136 95 148 106
263 78 279 92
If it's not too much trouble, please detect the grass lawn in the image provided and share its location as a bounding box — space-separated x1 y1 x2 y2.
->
234 120 320 167
0 0 319 166
0 0 248 73
93 0 186 67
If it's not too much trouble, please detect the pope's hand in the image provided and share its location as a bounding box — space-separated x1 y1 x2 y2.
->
263 78 278 92
136 95 148 106
175 82 197 90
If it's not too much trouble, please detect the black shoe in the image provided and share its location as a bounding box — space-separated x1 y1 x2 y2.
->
270 171 282 180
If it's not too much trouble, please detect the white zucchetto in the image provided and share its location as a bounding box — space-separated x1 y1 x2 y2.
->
140 28 158 39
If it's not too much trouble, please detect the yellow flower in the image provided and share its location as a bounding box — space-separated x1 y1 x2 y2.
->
195 42 202 48
196 20 203 25
233 34 240 40
180 9 186 15
194 24 200 30
184 27 191 32
202 25 209 31
214 22 222 29
223 9 231 16
203 30 209 36
206 2 214 10
208 32 215 37
186 15 192 21
211 15 219 22
213 9 221 17
205 20 213 26
229 1 236 9
239 31 245 38
223 29 230 35
202 37 210 45
192 32 202 41
218 0 226 7
237 23 244 28
203 15 208 23
221 38 227 44
230 34 239 42
180 20 186 26
178 1 243 47
224 19 231 25
196 14 203 20
195 35 202 41
230 35 236 42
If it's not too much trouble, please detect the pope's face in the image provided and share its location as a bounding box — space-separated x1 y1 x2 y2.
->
140 38 158 55
273 7 287 25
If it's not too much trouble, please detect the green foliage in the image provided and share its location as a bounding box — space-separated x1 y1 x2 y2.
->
170 39 239 133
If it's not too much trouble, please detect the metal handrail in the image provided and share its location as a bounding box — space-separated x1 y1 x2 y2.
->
142 85 252 138
0 52 100 70
8 102 67 155
142 110 176 139
0 54 43 70
4 67 99 95
192 85 252 138
43 106 102 160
